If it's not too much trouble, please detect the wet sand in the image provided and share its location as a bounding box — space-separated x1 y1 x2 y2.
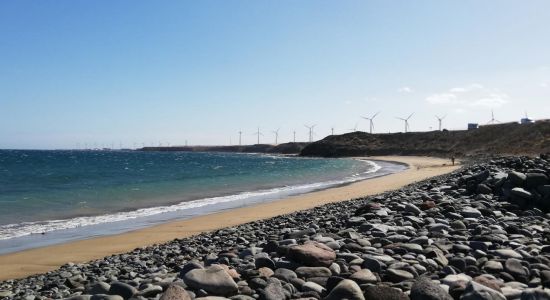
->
0 156 459 281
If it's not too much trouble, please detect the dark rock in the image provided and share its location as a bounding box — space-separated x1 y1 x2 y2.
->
260 278 287 300
108 282 137 300
520 289 550 299
363 284 409 300
525 173 548 188
410 277 452 300
509 171 527 186
179 262 204 278
405 203 422 215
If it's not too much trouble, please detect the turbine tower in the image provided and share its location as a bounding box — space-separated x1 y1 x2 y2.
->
304 124 316 142
435 114 446 131
348 122 358 132
272 128 280 144
293 131 296 143
253 127 263 144
238 130 242 146
487 110 500 124
361 111 380 134
331 127 335 135
396 113 414 133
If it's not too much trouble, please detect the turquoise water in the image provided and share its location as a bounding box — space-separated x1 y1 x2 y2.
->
0 150 398 245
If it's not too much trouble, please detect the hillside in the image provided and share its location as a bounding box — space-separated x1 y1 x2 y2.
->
300 120 550 157
140 142 308 155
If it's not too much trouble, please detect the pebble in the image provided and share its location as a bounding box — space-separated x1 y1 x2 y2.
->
461 281 506 300
410 277 453 300
159 284 192 300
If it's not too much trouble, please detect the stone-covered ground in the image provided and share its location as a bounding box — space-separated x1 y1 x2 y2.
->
1 156 550 300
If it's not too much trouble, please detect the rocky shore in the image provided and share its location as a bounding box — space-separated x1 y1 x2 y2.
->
1 155 550 300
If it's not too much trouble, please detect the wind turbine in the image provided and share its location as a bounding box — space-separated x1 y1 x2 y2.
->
238 130 242 146
361 111 380 134
487 110 500 124
304 124 316 142
272 128 280 144
435 114 446 131
253 127 263 144
293 131 296 143
348 122 359 132
396 113 414 133
331 127 335 135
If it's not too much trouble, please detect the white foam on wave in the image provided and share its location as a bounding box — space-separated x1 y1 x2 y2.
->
0 160 383 241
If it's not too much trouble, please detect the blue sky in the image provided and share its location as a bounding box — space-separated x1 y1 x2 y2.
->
1 1 549 149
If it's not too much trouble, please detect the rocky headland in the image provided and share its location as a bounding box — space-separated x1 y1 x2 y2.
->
301 121 550 157
1 155 550 300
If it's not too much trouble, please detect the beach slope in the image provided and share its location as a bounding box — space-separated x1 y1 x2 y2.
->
0 156 458 281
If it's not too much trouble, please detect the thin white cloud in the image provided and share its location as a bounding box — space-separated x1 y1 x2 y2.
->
540 82 549 88
470 93 508 107
426 84 509 108
398 86 414 93
449 83 483 93
426 93 457 104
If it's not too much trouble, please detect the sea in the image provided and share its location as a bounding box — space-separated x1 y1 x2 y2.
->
0 150 407 254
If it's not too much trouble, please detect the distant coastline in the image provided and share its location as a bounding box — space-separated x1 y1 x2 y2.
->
139 142 309 155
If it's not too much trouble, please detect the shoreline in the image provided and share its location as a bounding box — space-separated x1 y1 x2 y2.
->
0 157 400 254
0 155 459 281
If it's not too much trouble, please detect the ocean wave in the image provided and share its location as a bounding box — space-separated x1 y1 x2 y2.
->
0 160 382 241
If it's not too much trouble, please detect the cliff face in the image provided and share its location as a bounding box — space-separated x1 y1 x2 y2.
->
300 121 550 157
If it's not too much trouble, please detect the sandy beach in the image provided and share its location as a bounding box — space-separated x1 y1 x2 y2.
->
0 156 459 281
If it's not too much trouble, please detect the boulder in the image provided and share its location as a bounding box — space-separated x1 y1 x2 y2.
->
183 265 238 296
160 284 193 300
108 282 137 300
261 278 288 300
288 242 336 267
324 279 365 300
